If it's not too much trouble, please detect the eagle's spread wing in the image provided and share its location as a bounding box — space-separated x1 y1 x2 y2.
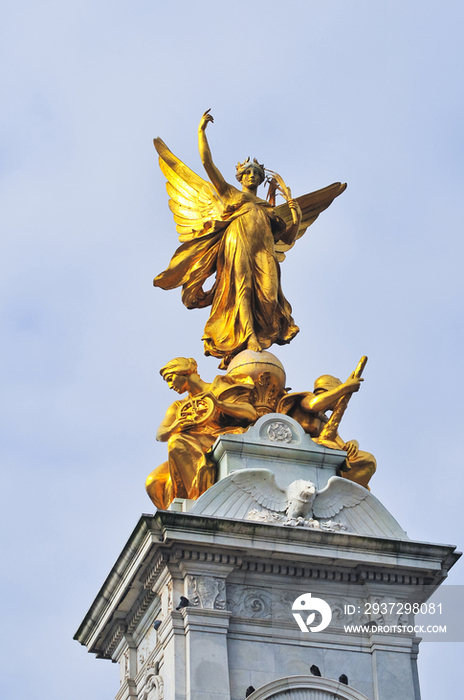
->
273 182 347 261
231 469 288 512
189 472 409 539
313 476 367 519
188 468 287 520
154 138 224 242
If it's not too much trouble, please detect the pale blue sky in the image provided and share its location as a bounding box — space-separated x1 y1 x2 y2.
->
1 2 463 698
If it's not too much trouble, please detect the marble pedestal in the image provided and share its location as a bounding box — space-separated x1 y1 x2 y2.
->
75 514 459 700
213 414 346 491
75 418 460 700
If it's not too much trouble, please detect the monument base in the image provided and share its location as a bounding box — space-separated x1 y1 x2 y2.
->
75 416 459 700
75 506 458 700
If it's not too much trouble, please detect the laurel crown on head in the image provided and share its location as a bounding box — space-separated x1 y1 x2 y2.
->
235 157 266 184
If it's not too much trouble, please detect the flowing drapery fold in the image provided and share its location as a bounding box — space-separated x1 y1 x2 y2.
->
154 196 299 361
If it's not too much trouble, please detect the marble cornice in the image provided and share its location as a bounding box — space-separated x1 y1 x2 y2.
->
74 514 160 650
155 510 460 575
74 510 461 659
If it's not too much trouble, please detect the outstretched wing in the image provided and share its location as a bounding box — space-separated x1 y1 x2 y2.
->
231 469 288 512
154 138 224 242
313 476 367 519
312 477 408 539
188 472 408 538
188 469 287 520
273 182 347 261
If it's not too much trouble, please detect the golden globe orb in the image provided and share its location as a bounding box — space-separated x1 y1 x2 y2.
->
227 350 286 416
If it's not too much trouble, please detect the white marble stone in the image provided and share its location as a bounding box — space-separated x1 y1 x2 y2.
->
75 506 459 700
178 413 408 540
211 414 347 491
182 608 231 700
75 413 461 700
189 469 408 540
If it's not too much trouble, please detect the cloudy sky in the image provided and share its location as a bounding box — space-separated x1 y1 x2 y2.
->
1 2 463 698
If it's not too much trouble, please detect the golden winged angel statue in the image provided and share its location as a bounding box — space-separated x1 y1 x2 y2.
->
154 110 346 368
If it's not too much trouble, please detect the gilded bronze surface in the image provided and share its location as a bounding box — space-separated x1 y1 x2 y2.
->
277 357 376 489
146 357 257 509
148 113 377 504
153 110 346 367
318 355 368 442
227 349 287 416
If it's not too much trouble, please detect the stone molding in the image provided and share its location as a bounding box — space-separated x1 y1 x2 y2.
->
142 553 170 591
104 622 127 658
164 545 427 586
126 591 157 637
101 542 429 655
75 511 460 661
238 560 426 586
181 606 232 634
247 676 370 700
173 548 242 567
212 413 346 462
101 553 426 660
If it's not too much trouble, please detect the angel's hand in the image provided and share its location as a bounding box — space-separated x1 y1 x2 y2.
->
199 109 214 132
343 440 359 460
287 198 302 226
288 198 302 215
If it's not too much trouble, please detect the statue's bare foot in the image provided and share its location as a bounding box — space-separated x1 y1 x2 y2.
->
247 335 262 352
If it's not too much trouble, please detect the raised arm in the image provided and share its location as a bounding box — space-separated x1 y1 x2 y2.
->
198 110 228 197
301 377 363 413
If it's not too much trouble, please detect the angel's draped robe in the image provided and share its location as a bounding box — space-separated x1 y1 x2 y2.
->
154 192 299 362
